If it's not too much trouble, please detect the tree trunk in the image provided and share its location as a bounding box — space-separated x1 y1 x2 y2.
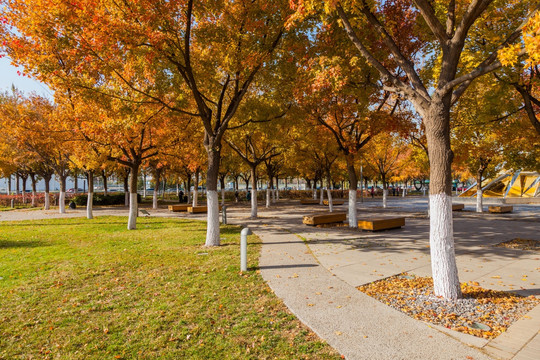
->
204 146 221 247
152 171 159 210
250 165 257 218
124 173 130 207
87 171 94 220
21 176 27 203
7 176 11 195
193 170 199 207
266 187 271 208
142 171 147 198
382 178 388 209
476 172 484 213
59 176 67 214
326 188 333 212
15 173 19 195
425 100 461 300
74 176 78 194
220 177 226 207
127 165 139 230
30 174 37 207
44 176 51 210
347 157 358 228
320 186 324 205
102 171 108 196
186 179 192 204
403 180 407 197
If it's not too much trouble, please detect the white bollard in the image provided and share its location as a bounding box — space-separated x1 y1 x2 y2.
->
240 227 252 272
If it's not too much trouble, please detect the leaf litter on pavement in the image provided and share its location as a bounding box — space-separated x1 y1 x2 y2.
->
358 273 540 339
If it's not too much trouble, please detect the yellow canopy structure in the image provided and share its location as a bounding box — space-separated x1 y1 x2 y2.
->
459 171 540 198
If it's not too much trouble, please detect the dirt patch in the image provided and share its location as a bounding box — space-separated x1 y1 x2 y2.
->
494 238 540 251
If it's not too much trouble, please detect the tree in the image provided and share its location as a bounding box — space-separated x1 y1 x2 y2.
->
365 134 409 208
1 0 296 246
291 0 540 300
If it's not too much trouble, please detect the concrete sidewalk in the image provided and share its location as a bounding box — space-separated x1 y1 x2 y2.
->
229 201 539 360
255 224 492 360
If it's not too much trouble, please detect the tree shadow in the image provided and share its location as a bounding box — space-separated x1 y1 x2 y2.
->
0 240 47 248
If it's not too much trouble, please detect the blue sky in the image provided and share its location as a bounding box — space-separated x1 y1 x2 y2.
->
0 57 53 97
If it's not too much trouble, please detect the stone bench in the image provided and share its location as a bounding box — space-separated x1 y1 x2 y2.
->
300 199 320 205
357 217 405 231
488 205 513 213
452 204 464 211
187 205 222 214
303 212 346 226
168 204 190 212
323 199 344 205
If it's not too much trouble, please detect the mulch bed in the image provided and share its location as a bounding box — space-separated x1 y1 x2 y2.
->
495 238 540 251
358 273 540 339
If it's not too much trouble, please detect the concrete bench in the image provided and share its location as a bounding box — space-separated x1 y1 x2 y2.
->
488 205 513 213
168 204 190 212
303 212 346 226
323 199 344 205
357 217 405 231
187 205 222 214
452 204 464 211
300 199 320 205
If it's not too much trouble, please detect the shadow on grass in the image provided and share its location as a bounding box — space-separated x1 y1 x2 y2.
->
0 240 47 248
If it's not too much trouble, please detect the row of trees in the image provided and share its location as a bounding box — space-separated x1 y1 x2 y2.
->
1 1 539 300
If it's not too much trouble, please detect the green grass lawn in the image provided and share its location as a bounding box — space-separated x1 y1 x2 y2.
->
0 217 339 359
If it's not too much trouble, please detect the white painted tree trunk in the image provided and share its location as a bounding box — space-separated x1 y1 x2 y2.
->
143 173 147 198
221 188 225 207
59 192 66 214
348 189 357 228
276 189 279 201
327 189 333 213
205 191 220 247
193 190 198 207
44 192 50 210
313 188 317 199
476 189 483 213
152 190 158 209
402 187 406 197
266 188 270 208
383 189 388 208
319 188 324 205
127 193 138 230
251 188 257 218
430 194 461 299
87 192 93 219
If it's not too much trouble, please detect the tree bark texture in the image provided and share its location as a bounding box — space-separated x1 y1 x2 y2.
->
250 166 257 218
347 158 358 228
44 177 50 210
425 100 462 300
59 176 67 214
87 171 94 220
205 147 221 247
128 165 139 230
